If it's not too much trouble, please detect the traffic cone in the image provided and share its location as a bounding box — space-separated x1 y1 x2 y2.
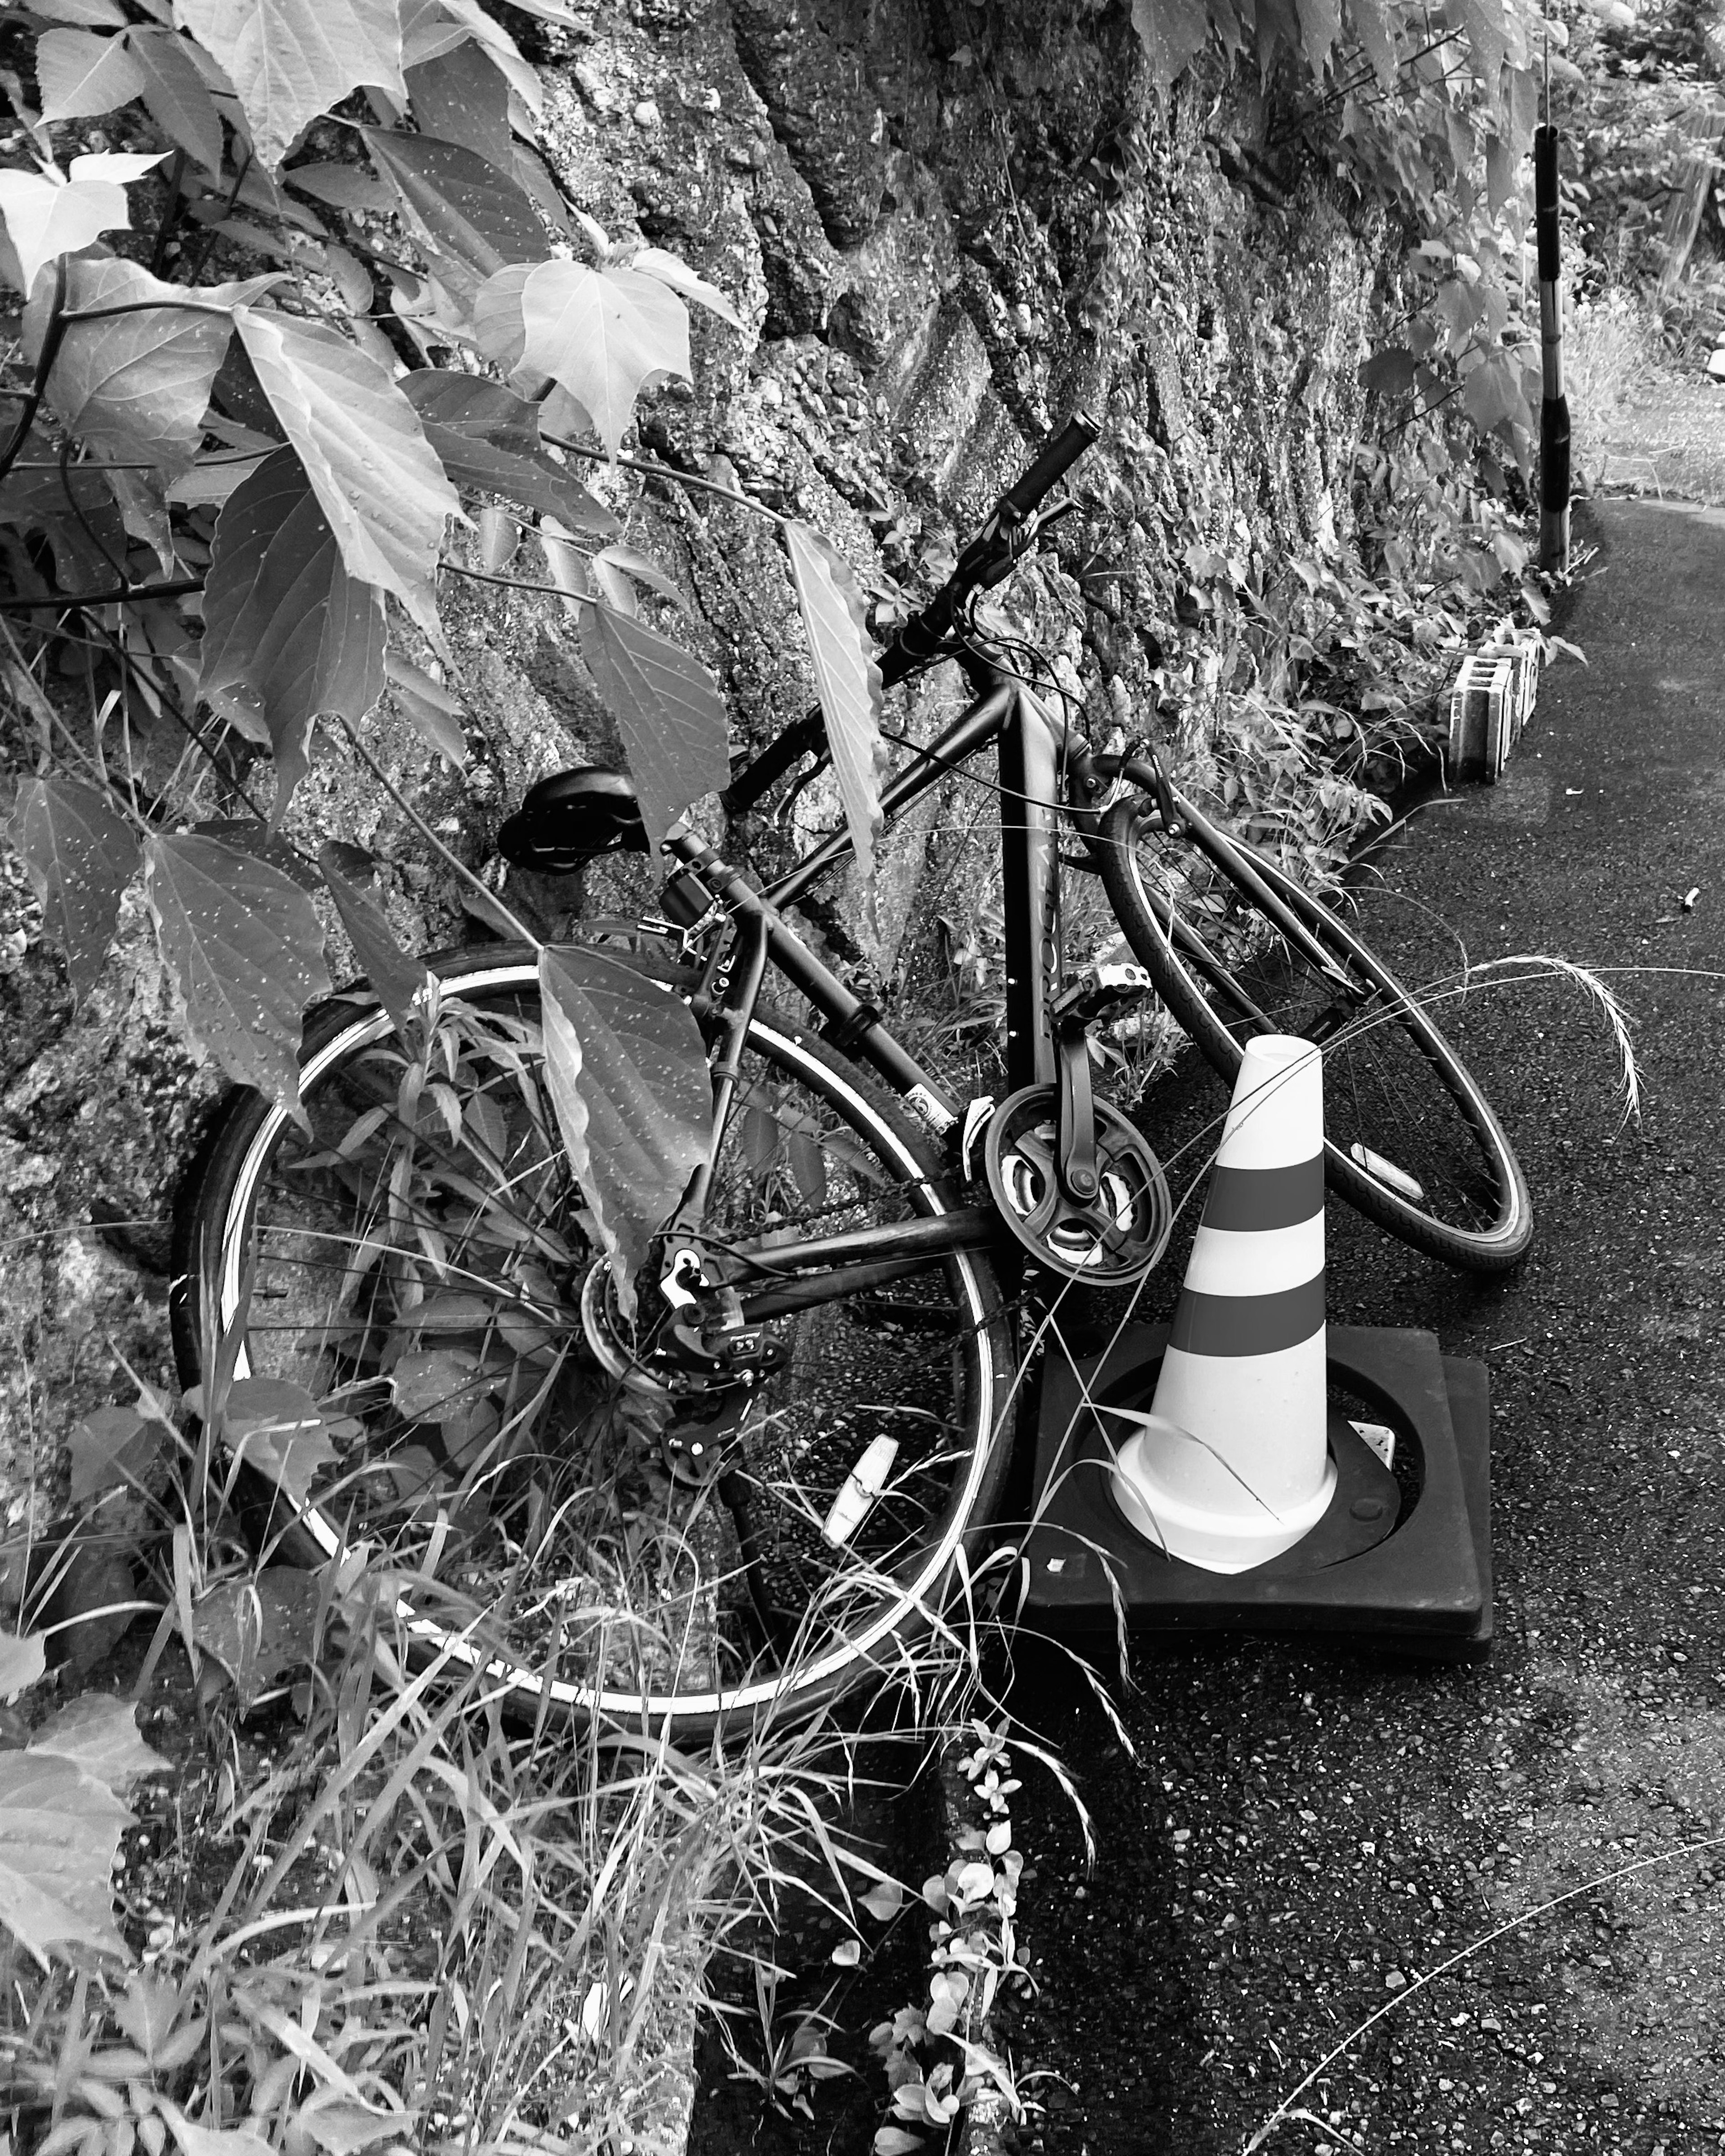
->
1111 1035 1336 1572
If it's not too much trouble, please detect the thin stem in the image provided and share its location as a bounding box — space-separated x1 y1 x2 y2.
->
442 562 589 599
0 258 68 492
58 437 128 587
335 714 544 951
0 578 206 613
61 298 241 325
538 432 791 527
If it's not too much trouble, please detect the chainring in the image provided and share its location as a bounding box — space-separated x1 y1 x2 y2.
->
982 1085 1172 1284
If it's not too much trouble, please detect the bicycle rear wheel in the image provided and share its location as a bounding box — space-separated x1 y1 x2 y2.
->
1094 798 1533 1272
172 944 1015 1735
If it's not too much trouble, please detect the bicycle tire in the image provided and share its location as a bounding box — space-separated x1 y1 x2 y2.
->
1093 798 1533 1272
172 942 1017 1736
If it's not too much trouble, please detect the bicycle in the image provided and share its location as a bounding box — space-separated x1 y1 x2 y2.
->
171 415 1531 1737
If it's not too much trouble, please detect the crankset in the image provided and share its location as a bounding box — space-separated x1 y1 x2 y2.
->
982 1083 1172 1284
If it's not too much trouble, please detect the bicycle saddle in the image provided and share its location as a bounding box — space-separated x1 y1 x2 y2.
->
496 767 649 871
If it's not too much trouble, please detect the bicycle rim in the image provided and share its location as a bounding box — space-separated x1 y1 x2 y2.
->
179 951 1013 1732
1097 801 1532 1270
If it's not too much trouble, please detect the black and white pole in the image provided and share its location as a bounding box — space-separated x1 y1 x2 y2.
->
1535 107 1570 571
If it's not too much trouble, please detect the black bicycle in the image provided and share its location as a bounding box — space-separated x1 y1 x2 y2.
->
173 417 1530 1734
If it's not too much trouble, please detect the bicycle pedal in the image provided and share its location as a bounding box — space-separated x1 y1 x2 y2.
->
1052 960 1154 1025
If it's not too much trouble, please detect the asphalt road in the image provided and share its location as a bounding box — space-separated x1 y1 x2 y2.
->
1000 498 1725 2156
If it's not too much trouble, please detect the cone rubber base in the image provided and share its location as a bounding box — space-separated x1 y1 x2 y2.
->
1020 1325 1492 1661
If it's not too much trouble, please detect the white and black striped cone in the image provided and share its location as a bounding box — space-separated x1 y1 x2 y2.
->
1111 1035 1336 1573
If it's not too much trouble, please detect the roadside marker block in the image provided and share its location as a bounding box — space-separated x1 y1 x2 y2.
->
1447 645 1539 782
1021 1325 1492 1661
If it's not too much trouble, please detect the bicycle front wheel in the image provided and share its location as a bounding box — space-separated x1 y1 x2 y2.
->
1094 798 1533 1272
172 944 1016 1736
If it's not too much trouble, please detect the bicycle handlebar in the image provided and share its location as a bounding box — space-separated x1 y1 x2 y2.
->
724 412 1101 805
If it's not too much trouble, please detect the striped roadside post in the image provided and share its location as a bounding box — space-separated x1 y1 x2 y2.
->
1535 119 1571 573
1111 1036 1336 1573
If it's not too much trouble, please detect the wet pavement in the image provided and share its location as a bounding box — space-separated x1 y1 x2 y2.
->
1000 499 1725 2156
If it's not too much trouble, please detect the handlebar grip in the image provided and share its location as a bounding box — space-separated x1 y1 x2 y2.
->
999 412 1100 520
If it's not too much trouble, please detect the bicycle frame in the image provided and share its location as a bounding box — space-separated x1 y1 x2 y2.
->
641 641 1353 1312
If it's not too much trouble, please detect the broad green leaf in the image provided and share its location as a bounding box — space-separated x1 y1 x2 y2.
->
0 150 164 298
36 27 146 119
628 246 745 331
294 2100 410 2156
401 0 541 118
25 257 275 476
191 817 322 893
594 543 686 610
201 447 387 804
320 847 431 1039
404 36 513 173
538 946 709 1314
128 27 228 174
384 648 468 766
0 1750 132 1960
513 261 690 456
113 1975 192 2061
221 1377 339 1500
471 259 532 375
400 368 616 531
160 2110 274 2156
1358 345 1418 396
576 601 730 848
0 1634 45 1701
362 128 547 310
1345 0 1398 84
285 160 393 212
1294 0 1341 74
1129 0 1213 92
874 2132 924 2156
143 830 331 1113
9 777 141 1003
69 1402 159 1502
188 1568 318 1710
28 0 127 24
1460 350 1528 437
171 0 405 165
233 307 458 631
28 1695 170 1794
0 434 126 584
785 522 885 885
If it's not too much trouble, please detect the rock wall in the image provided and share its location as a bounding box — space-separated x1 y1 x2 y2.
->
0 0 1382 1559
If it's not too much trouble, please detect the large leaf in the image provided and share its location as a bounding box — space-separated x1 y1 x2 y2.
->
537 946 710 1313
220 1377 339 1501
400 369 615 531
0 1750 132 1960
200 447 387 804
1358 345 1419 397
1294 0 1342 74
1129 0 1214 92
403 36 513 173
400 0 541 119
0 1634 45 1702
0 151 164 299
25 257 275 476
190 1569 318 1710
143 830 331 1113
1346 0 1398 87
575 601 730 848
69 1403 160 1504
320 845 432 1039
362 128 546 309
233 308 458 630
1460 349 1529 437
785 522 885 885
35 27 146 119
509 261 690 456
29 1695 170 1794
171 0 406 165
628 246 745 331
9 777 140 1003
128 27 229 174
